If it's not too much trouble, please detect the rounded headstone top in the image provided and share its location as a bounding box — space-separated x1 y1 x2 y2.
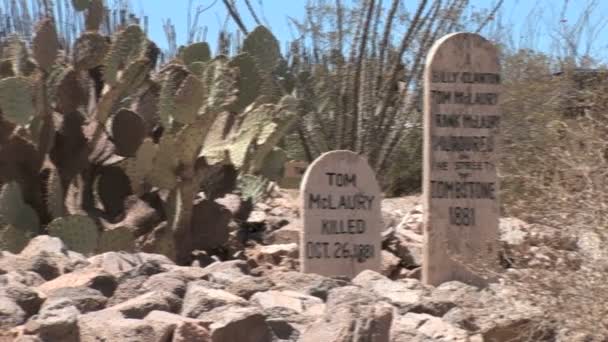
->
299 150 382 279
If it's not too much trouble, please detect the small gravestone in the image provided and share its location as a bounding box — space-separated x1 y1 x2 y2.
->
300 150 382 278
422 32 501 286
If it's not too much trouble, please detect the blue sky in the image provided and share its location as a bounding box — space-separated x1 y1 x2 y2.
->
127 0 608 61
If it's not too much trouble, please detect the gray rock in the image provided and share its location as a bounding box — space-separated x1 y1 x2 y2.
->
78 310 174 342
198 306 273 342
163 266 213 282
0 296 26 330
142 273 188 297
267 270 349 301
409 281 479 317
0 271 45 287
263 307 314 341
201 260 251 275
264 220 300 245
24 305 79 342
17 237 90 280
202 260 252 287
353 270 427 312
0 281 43 318
144 311 211 342
87 252 147 276
0 251 18 271
20 236 67 256
300 286 393 342
251 290 324 316
499 217 529 246
225 275 274 299
107 275 148 306
442 307 480 331
252 244 299 265
173 322 212 342
44 287 107 313
381 250 401 278
391 313 470 342
181 282 248 318
108 291 182 319
37 268 117 297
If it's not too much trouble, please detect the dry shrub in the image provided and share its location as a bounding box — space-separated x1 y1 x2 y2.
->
497 49 608 339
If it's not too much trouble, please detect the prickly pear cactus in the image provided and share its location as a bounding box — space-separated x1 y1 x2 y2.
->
158 64 189 127
260 147 287 181
0 223 34 253
147 135 178 190
45 168 66 219
179 42 211 67
173 74 205 125
6 36 36 76
32 18 59 72
97 226 136 253
238 174 270 203
202 57 238 113
73 33 108 70
228 53 261 112
47 215 100 255
103 25 148 86
242 26 280 73
0 182 39 252
0 182 40 230
85 0 104 31
110 109 146 157
72 0 92 11
0 77 34 125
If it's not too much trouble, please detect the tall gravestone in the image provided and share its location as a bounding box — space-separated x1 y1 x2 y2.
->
300 150 382 278
422 32 501 286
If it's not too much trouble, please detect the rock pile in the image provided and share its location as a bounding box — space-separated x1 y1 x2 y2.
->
0 193 598 341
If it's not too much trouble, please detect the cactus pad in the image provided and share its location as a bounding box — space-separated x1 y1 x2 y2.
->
96 166 132 218
97 226 136 253
173 74 204 124
72 0 92 11
260 147 287 181
180 42 211 66
204 57 238 113
111 109 146 157
238 173 270 203
6 37 35 76
147 135 178 189
47 215 100 255
158 64 188 127
123 139 156 194
55 68 87 114
187 61 207 76
103 25 147 86
0 59 14 78
45 167 65 219
73 33 108 70
242 26 281 73
228 53 261 112
0 182 40 232
85 0 104 31
32 19 59 72
0 77 34 125
0 222 34 253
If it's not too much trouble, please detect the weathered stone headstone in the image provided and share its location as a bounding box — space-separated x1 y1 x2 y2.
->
300 150 382 278
422 32 501 286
